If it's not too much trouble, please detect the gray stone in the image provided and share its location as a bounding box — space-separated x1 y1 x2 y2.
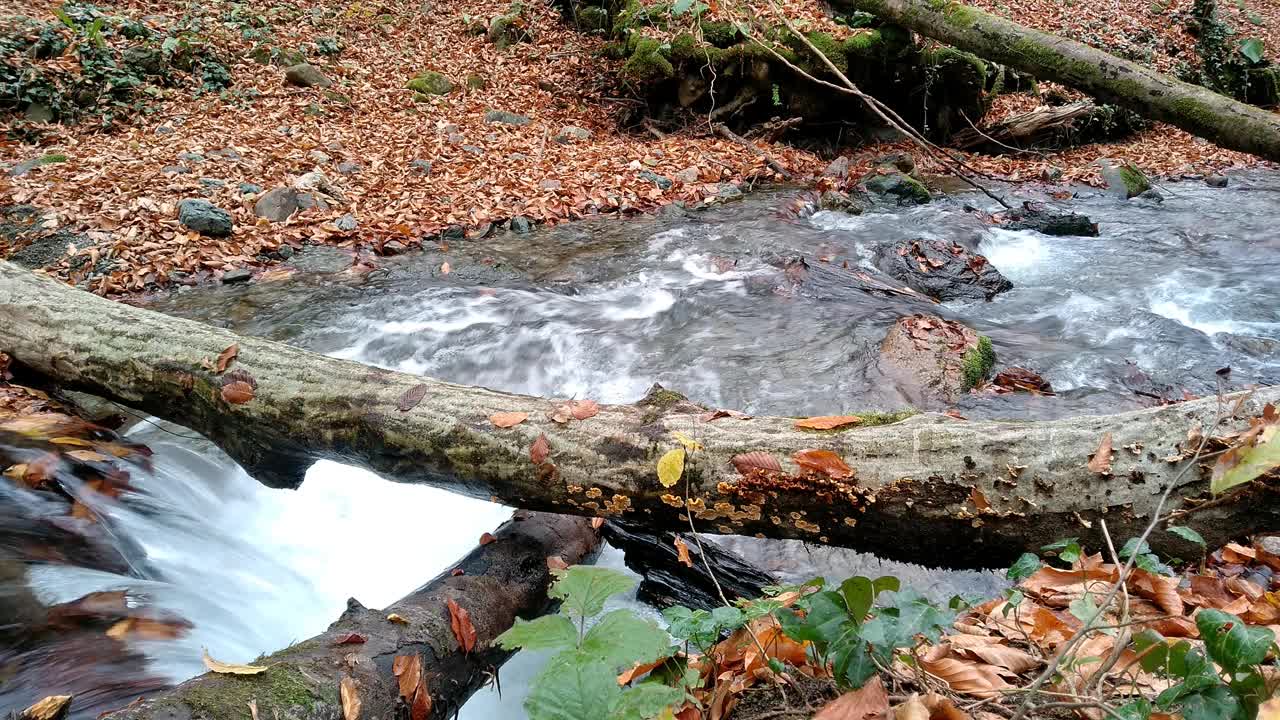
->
24 103 53 123
440 225 466 242
507 153 528 162
308 150 331 165
510 215 533 233
278 245 294 259
382 240 407 255
1098 159 1152 199
284 63 333 88
715 183 744 201
447 133 466 144
862 172 931 205
818 190 864 214
239 182 263 195
1204 174 1229 188
337 161 361 175
177 152 205 163
154 125 175 135
540 179 562 191
461 145 484 155
254 187 301 222
335 213 358 232
222 268 253 284
9 232 75 269
295 192 331 211
554 125 592 143
638 170 673 190
673 167 699 184
199 178 226 188
410 160 433 174
211 147 242 160
823 156 851 178
1137 188 1164 202
178 199 234 237
406 71 454 95
163 165 190 175
285 245 351 273
484 109 531 126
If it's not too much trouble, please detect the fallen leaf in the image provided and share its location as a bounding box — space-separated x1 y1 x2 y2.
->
731 451 784 475
479 532 496 545
969 487 991 512
570 399 599 420
447 598 477 653
410 684 432 720
202 648 268 675
617 657 667 686
387 613 410 625
451 568 465 576
674 536 693 567
919 645 1010 698
1087 433 1113 474
547 555 568 570
490 411 528 428
392 655 423 700
657 447 686 488
215 344 239 374
333 633 367 645
794 415 862 430
530 433 550 464
894 694 929 720
105 617 189 641
220 381 255 405
793 449 854 479
340 676 361 720
814 675 889 720
1128 569 1183 617
1223 542 1258 563
441 261 451 275
590 517 604 529
397 384 429 412
19 695 73 720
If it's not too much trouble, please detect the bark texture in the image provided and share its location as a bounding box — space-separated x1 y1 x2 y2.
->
835 0 1280 162
101 511 600 720
2 261 1278 569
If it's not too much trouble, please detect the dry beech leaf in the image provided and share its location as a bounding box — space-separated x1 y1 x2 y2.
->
969 486 991 512
814 675 889 720
547 555 569 570
387 613 409 625
617 658 667 686
894 694 930 720
793 449 854 479
731 451 783 475
393 655 423 700
333 633 367 645
202 648 268 675
215 344 238 374
794 415 862 431
674 536 694 567
105 617 189 641
398 384 429 412
340 676 361 720
447 598 477 653
410 683 432 720
1128 569 1183 617
570 399 600 420
590 517 604 529
490 411 528 428
20 696 73 720
220 381 255 405
1087 432 1114 474
479 532 496 545
530 433 550 464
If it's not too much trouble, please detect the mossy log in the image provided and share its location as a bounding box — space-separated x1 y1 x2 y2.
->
834 0 1280 161
102 511 600 720
2 261 1278 569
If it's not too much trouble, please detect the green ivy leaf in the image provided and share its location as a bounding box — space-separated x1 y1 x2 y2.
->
1180 686 1243 720
608 683 684 720
1041 537 1082 565
551 566 636 620
525 653 622 720
497 614 578 652
872 576 900 596
1006 552 1041 582
1120 538 1152 559
1116 697 1153 720
1168 526 1207 547
581 610 673 671
832 636 878 689
1239 37 1266 64
840 577 874 625
1196 609 1275 673
1069 595 1105 627
1211 425 1280 494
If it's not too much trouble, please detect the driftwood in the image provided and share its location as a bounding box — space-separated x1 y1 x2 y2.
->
2 261 1278 569
951 101 1097 151
835 0 1280 162
101 511 600 720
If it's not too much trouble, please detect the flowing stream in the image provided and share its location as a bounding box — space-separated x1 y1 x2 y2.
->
9 171 1280 717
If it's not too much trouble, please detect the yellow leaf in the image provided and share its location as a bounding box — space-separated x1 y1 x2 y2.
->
657 448 685 488
387 613 410 625
202 648 268 675
20 695 72 720
671 431 703 453
1258 696 1280 720
341 676 362 720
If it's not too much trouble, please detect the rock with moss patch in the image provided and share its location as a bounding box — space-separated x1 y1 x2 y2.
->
488 2 533 49
880 315 991 405
576 5 610 32
284 63 332 88
465 73 488 90
623 37 674 81
862 171 931 205
1098 159 1151 199
1000 203 1098 237
407 71 454 96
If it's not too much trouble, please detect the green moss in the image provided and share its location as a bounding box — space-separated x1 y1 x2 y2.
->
792 31 848 74
406 70 454 95
698 20 738 47
576 5 610 32
1116 164 1151 196
923 46 987 85
864 172 931 205
961 335 996 390
38 153 67 165
794 409 920 432
622 36 674 81
843 29 882 55
180 665 319 717
639 387 688 408
670 32 700 61
614 0 668 36
466 72 487 89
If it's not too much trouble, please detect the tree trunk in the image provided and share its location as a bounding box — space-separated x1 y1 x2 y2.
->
101 511 600 720
1 261 1277 569
834 0 1280 162
950 101 1128 151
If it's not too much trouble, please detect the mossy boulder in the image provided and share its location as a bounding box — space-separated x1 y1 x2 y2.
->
698 20 738 47
880 315 992 405
488 2 533 49
862 171 931 205
406 71 454 95
622 37 673 81
1098 159 1152 199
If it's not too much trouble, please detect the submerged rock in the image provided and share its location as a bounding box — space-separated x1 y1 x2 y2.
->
880 314 994 405
1001 202 1098 237
177 199 233 237
1204 174 1229 188
992 367 1054 394
221 268 253 284
285 246 351 273
875 239 1012 301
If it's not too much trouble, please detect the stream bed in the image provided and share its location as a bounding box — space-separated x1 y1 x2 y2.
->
10 171 1280 717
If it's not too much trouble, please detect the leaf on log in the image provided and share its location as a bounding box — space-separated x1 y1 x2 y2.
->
731 451 784 475
387 613 409 625
397 384 429 412
215 344 238 374
657 448 686 488
813 675 888 720
201 648 268 675
392 654 423 700
672 431 703 453
1087 433 1113 475
794 415 862 431
479 532 496 545
674 536 693 567
490 411 528 428
19 695 73 720
340 676 361 720
530 433 550 464
571 399 599 420
793 449 853 479
447 598 477 653
332 633 366 645
220 381 255 405
969 487 991 512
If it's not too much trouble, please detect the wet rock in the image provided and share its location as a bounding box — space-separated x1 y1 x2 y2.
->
862 171 931 205
1001 202 1098 237
222 268 253 284
714 184 744 202
382 240 407 255
335 213 358 232
162 165 190 175
638 170 673 190
658 203 688 219
992 367 1054 394
874 239 1012 301
406 71 454 95
818 190 865 214
440 225 466 242
254 187 301 222
1215 332 1280 358
284 63 332 88
880 314 993 405
277 245 294 259
285 246 350 273
1098 159 1151 199
1204 174 1229 188
673 167 700 184
410 159 433 175
238 182 262 195
554 125 592 143
510 215 533 233
24 103 53 123
824 156 851 179
484 109 531 126
1136 188 1164 203
178 199 233 237
177 152 204 163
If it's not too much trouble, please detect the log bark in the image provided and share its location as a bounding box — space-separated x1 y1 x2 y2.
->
101 511 600 720
834 0 1280 162
2 261 1278 569
950 101 1115 151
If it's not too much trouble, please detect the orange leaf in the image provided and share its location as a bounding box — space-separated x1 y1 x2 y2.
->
919 645 1010 698
674 536 693 567
547 555 568 570
793 449 853 479
969 487 990 512
1087 433 1113 474
731 451 783 475
220 381 254 404
447 598 477 653
490 411 528 428
398 384 429 412
570 399 599 420
814 675 889 720
340 676 361 720
479 532 496 545
333 633 366 645
1128 569 1183 617
410 683 432 720
530 433 550 464
794 415 862 430
392 655 422 700
215 344 239 374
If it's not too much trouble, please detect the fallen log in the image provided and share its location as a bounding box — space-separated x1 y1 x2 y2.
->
101 511 600 720
950 101 1140 152
834 0 1280 162
1 261 1278 569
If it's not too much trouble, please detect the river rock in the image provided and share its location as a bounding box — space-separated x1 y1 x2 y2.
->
638 170 673 190
510 215 533 233
335 213 358 232
406 71 453 95
254 187 301 222
818 190 866 214
1001 202 1098 237
239 182 262 195
875 239 1012 301
484 109 531 126
862 170 931 205
554 125 592 143
1098 159 1151 199
222 268 253 284
284 63 332 88
880 314 993 405
1204 174 1229 188
177 199 233 237
992 367 1054 394
823 156 851 179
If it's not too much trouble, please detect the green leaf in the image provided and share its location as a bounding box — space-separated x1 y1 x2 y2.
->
1116 698 1153 720
1041 537 1082 565
525 653 622 720
872 576 900 596
581 610 672 671
1069 594 1105 627
1239 37 1266 64
1002 589 1024 616
497 614 578 652
1211 425 1280 494
1120 538 1151 559
1007 553 1041 582
840 577 874 625
552 566 637 620
1168 526 1207 547
609 683 684 720
779 591 849 648
1180 686 1243 720
832 636 878 689
1196 609 1275 673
